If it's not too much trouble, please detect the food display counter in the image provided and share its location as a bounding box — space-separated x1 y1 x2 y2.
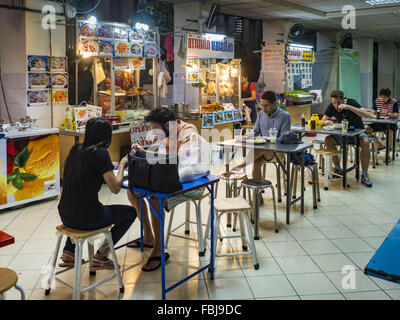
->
0 127 60 210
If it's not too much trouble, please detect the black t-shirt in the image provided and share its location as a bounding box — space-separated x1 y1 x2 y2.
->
324 98 364 129
58 147 114 226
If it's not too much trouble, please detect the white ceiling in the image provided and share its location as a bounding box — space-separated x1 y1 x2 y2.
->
167 0 400 41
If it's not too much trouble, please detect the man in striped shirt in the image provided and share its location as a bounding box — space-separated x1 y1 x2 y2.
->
366 88 399 151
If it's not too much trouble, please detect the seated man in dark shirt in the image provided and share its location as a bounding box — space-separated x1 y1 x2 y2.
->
321 90 373 187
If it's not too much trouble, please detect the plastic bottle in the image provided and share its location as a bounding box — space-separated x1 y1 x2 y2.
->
301 113 306 128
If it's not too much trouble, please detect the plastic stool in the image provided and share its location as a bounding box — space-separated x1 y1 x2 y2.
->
45 225 124 300
242 178 278 240
165 192 211 256
314 149 343 190
0 268 25 300
290 163 321 209
206 197 259 270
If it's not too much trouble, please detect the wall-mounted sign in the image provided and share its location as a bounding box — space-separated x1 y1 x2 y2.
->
187 32 234 60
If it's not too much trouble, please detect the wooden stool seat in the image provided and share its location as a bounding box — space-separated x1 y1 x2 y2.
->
214 198 252 213
218 172 247 181
314 149 342 156
56 225 112 239
0 268 18 294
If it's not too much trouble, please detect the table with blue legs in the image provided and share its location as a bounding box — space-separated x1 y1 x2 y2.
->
118 175 219 300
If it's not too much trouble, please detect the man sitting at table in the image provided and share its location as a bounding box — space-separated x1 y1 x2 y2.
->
321 89 373 187
127 107 205 272
231 90 291 181
365 88 399 151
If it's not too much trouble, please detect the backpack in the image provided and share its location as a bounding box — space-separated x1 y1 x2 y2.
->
290 152 315 166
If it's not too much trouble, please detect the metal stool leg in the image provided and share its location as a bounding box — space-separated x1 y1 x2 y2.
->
165 209 175 249
275 163 282 202
238 213 248 251
243 211 259 269
185 202 190 234
45 233 63 295
371 142 376 169
73 240 83 300
324 155 330 190
88 242 96 276
14 284 25 300
270 185 278 233
212 211 221 271
315 166 321 202
106 231 124 293
311 166 317 209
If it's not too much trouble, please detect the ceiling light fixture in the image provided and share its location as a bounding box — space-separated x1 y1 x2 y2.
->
365 0 400 5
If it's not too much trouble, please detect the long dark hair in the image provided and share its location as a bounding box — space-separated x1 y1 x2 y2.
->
63 118 112 193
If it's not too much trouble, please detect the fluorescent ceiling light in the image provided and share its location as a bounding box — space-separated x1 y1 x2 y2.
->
365 0 400 5
289 43 314 49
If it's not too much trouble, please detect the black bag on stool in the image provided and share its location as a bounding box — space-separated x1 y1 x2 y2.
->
128 150 183 193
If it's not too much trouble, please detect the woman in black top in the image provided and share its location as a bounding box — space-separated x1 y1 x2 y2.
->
58 118 137 271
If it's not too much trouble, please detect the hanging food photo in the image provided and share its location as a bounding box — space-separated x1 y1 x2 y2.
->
98 41 115 56
130 42 143 57
115 41 130 57
97 24 114 40
27 90 49 106
28 73 50 89
144 44 158 58
79 39 98 55
80 22 97 38
129 28 144 41
28 56 49 72
114 25 129 41
144 30 156 43
50 57 67 72
51 74 68 88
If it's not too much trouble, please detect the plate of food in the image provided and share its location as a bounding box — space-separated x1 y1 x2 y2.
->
99 41 114 56
248 138 267 144
130 43 143 56
115 42 130 56
27 91 48 105
130 28 143 41
80 23 97 37
144 44 158 57
29 73 50 88
28 56 49 71
322 125 335 131
333 123 342 129
80 40 98 54
97 25 113 39
51 74 68 87
144 31 155 42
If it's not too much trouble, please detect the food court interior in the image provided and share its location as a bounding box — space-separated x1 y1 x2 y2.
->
1 0 400 301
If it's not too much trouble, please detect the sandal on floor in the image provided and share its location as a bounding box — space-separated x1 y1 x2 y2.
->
141 253 170 272
127 238 153 249
89 256 116 271
59 250 85 268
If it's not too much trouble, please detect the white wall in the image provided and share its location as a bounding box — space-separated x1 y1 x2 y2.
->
262 20 286 44
316 31 336 51
378 42 395 96
0 8 27 122
353 38 373 108
173 1 201 106
25 0 65 128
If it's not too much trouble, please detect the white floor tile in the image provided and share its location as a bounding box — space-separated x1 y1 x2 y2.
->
300 293 345 300
286 273 339 296
370 277 400 290
287 227 327 241
330 238 374 253
362 236 386 250
318 226 358 239
347 224 387 237
0 254 15 267
265 241 307 257
343 291 391 300
239 257 283 277
298 240 341 255
275 256 321 274
325 270 381 293
246 275 297 298
311 254 359 272
385 289 400 300
206 277 254 300
334 215 372 226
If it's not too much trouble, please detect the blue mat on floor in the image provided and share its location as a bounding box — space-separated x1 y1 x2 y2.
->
365 219 400 284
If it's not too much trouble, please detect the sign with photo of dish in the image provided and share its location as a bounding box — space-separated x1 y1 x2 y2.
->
143 30 156 43
114 25 129 41
199 58 210 70
144 44 158 58
97 24 114 40
202 114 214 128
223 110 234 123
233 109 243 122
186 71 199 84
130 42 143 57
28 73 50 89
51 74 68 88
79 39 98 56
79 22 97 38
28 56 49 72
27 90 49 106
213 111 224 124
114 57 130 70
129 28 144 42
98 41 115 56
52 89 68 105
130 58 146 70
115 41 130 57
50 57 67 72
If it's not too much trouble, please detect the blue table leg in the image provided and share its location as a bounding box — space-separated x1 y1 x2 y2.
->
160 197 166 300
210 183 215 280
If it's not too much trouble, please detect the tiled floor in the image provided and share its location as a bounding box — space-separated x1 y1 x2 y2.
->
1 138 400 300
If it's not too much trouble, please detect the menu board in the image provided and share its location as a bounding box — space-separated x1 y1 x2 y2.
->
261 44 285 93
286 46 314 89
77 20 160 58
26 55 69 108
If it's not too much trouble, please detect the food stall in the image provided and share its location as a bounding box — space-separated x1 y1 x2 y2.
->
59 19 161 178
0 126 60 210
182 32 240 141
